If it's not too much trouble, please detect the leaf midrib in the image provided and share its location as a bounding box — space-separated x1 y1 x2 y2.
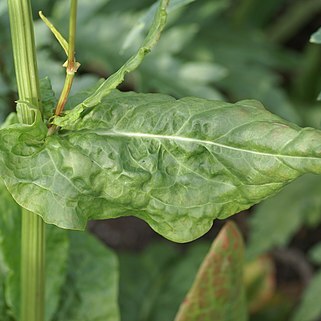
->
65 129 321 161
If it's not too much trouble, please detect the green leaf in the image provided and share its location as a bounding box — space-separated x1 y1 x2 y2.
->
119 242 180 321
244 257 275 313
119 241 210 321
3 91 321 242
0 113 18 129
247 174 321 259
0 179 19 320
45 226 69 321
40 77 57 122
174 222 247 321
39 11 69 56
310 27 321 44
291 270 321 321
56 0 169 126
150 243 210 321
53 231 120 321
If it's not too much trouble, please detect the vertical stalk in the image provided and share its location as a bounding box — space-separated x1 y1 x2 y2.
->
48 0 78 136
67 0 78 72
7 1 45 321
20 211 45 321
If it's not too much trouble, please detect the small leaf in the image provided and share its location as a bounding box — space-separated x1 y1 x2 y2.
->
40 77 57 121
0 113 18 129
39 11 69 56
174 221 247 321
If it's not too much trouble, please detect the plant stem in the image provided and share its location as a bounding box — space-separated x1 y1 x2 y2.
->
20 210 45 321
7 0 42 122
7 0 45 321
67 0 78 73
48 0 78 135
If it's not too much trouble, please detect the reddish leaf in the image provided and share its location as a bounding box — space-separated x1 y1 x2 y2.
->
174 221 247 321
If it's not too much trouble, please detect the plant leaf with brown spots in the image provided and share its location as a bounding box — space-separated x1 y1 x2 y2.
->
174 222 248 321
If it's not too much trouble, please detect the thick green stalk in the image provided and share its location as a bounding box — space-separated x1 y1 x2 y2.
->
7 1 45 321
20 211 45 321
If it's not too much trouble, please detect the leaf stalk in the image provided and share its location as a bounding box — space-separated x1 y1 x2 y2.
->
48 0 79 135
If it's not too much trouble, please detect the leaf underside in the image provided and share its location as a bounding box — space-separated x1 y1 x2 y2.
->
1 90 321 242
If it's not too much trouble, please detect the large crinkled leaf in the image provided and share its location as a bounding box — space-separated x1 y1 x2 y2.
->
174 222 247 321
2 90 321 242
52 231 120 321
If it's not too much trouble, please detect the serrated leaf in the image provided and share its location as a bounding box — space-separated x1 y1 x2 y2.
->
2 91 321 242
291 270 321 321
174 222 247 321
52 231 120 321
247 174 321 259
